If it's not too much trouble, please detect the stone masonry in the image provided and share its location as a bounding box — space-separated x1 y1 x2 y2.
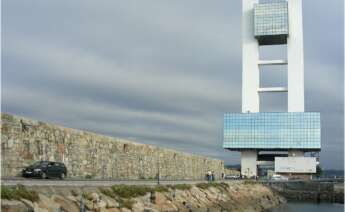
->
1 113 224 180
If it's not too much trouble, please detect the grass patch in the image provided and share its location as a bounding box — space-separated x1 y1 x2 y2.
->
99 187 116 198
99 187 136 209
1 185 39 202
85 174 93 179
196 183 211 189
118 198 135 209
99 184 171 199
1 186 15 200
196 182 229 190
70 190 79 197
82 192 94 201
243 180 259 185
99 184 171 200
168 184 191 190
97 184 193 209
214 182 229 188
111 185 153 198
154 185 169 193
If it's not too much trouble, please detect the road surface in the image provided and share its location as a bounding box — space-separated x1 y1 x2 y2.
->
1 177 214 187
1 177 342 187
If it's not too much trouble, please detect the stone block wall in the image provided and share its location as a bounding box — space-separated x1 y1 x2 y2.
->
1 113 224 180
224 168 240 176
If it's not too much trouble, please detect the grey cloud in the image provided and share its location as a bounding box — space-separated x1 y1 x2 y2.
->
3 40 240 120
2 0 344 168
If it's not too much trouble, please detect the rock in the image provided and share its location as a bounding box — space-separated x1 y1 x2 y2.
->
97 200 107 209
142 208 160 212
52 194 80 212
7 139 14 148
102 196 119 208
105 208 121 212
84 199 95 210
132 201 145 212
66 195 78 201
19 199 34 209
66 195 80 204
189 187 209 206
153 192 166 205
121 208 132 212
37 194 60 211
90 192 100 201
33 202 49 212
1 200 29 212
151 192 177 212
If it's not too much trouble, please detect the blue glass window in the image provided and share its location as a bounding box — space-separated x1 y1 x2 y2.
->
223 112 321 150
254 1 289 45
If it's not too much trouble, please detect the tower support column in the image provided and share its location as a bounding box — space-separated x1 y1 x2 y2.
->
288 0 305 112
241 150 257 177
242 0 260 113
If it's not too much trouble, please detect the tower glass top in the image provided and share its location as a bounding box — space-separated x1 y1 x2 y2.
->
223 112 321 151
254 1 289 45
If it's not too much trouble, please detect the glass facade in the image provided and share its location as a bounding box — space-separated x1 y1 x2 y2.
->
223 112 321 150
254 1 288 45
254 2 289 37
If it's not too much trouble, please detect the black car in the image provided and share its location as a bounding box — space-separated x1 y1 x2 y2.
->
22 161 67 179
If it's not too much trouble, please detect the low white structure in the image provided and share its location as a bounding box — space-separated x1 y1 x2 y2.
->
275 157 317 173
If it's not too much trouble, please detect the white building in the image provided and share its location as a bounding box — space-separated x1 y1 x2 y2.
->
223 0 321 178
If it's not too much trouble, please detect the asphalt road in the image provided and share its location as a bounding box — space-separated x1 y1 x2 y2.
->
2 177 342 187
1 177 215 187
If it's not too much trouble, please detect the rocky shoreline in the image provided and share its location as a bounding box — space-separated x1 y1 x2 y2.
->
1 182 286 212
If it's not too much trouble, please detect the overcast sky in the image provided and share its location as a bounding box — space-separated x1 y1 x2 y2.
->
2 0 344 169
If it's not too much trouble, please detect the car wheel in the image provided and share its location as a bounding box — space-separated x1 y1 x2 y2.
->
41 172 47 179
60 173 65 180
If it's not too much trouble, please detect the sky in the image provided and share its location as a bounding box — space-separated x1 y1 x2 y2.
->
2 0 344 169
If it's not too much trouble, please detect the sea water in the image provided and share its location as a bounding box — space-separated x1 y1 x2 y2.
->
272 202 344 212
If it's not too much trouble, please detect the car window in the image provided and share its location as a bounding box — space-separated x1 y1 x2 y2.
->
41 162 49 167
32 161 48 167
32 162 41 166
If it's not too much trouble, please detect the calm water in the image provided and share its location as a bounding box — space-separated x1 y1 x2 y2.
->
272 202 344 212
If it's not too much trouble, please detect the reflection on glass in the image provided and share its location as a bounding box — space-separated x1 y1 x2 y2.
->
223 112 321 150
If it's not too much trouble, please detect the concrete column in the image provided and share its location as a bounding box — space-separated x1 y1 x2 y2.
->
241 151 257 177
242 0 260 113
287 0 305 112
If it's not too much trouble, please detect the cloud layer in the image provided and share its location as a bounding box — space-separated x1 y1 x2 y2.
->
2 0 344 169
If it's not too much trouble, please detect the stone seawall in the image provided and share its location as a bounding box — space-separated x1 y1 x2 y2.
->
1 113 224 180
1 182 286 212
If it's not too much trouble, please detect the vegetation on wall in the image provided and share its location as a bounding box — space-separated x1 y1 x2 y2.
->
1 184 39 202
